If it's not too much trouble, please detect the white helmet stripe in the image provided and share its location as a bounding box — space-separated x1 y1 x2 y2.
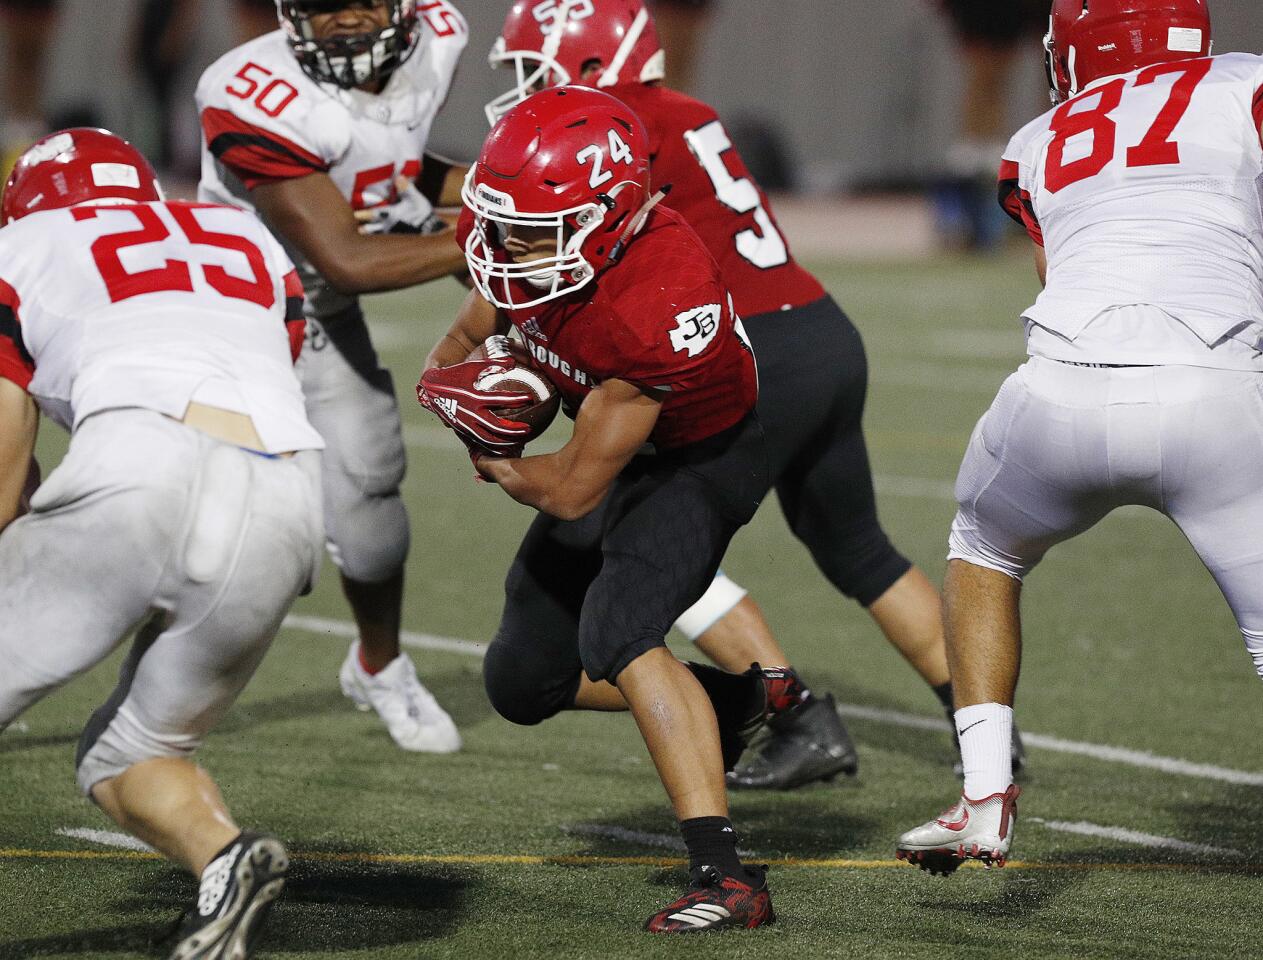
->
597 8 649 88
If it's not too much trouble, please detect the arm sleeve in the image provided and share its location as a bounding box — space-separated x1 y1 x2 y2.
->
282 268 306 363
0 279 35 391
997 157 1044 248
201 107 331 189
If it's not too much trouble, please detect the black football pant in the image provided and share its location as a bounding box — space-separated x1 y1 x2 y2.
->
484 415 769 726
746 294 910 609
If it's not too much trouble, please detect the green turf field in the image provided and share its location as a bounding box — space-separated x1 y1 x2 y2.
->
3 251 1261 959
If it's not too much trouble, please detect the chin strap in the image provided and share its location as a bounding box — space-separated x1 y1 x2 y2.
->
607 185 672 266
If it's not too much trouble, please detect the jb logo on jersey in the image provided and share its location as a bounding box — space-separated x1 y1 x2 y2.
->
533 0 595 34
670 305 721 358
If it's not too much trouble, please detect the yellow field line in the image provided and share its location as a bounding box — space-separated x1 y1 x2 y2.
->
0 848 1258 873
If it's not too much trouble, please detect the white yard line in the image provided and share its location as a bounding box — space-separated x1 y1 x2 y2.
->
1026 818 1242 858
282 613 488 657
835 703 1263 788
54 828 154 853
281 615 1263 789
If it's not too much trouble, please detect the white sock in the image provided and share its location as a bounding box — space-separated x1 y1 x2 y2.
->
956 702 1013 800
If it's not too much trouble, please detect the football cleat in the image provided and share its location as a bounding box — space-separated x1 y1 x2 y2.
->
684 662 805 772
951 713 1027 778
728 692 858 790
169 832 287 960
339 642 462 753
895 783 1021 876
644 865 775 933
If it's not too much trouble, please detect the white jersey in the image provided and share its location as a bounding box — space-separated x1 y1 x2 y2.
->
1000 52 1263 368
0 200 323 454
195 8 467 321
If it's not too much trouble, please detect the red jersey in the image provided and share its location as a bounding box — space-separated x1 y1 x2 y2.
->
458 206 757 451
608 83 825 319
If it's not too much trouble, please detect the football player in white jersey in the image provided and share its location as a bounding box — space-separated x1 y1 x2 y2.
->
896 0 1263 875
197 0 469 753
0 129 325 959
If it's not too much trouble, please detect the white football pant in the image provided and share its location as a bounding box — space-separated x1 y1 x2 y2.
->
0 409 324 792
297 310 409 584
950 357 1263 679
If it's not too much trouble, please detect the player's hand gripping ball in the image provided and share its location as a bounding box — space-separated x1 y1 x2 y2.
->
417 335 558 457
466 335 559 440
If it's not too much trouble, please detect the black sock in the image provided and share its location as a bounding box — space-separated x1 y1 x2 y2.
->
680 816 745 878
932 681 954 713
684 662 763 728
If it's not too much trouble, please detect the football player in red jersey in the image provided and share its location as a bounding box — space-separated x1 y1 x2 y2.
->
481 0 1025 788
419 87 780 932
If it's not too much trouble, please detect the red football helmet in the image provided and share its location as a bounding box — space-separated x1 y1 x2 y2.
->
2 128 163 226
463 87 651 309
484 0 664 125
1044 0 1212 103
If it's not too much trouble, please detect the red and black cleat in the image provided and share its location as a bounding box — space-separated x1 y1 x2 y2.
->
758 666 809 718
645 865 775 933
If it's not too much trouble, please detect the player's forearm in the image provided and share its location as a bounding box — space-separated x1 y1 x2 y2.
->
419 152 469 208
478 450 607 521
318 230 467 295
0 381 37 532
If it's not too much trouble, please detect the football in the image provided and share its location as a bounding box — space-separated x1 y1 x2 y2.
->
467 338 560 442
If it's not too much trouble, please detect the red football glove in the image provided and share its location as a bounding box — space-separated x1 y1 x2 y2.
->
417 345 533 455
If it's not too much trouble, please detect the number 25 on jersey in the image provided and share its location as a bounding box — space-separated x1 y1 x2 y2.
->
1045 58 1212 193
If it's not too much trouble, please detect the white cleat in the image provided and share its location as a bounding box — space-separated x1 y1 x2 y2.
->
339 642 462 753
895 783 1020 876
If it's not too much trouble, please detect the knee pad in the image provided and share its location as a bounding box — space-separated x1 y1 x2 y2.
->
482 637 580 726
76 703 199 796
324 487 410 584
674 571 747 642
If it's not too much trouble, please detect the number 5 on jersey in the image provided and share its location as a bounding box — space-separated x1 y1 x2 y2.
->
684 120 788 269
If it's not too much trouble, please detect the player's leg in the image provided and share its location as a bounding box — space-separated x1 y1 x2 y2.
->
82 440 322 956
1159 367 1263 683
0 409 195 730
480 508 598 725
298 311 459 752
484 481 778 746
897 360 1114 873
712 298 889 788
580 433 776 931
681 578 794 668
